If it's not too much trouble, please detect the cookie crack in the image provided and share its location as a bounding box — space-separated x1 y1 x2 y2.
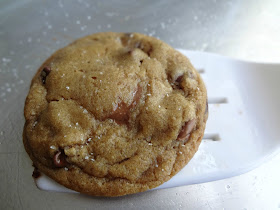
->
114 150 138 166
103 175 131 183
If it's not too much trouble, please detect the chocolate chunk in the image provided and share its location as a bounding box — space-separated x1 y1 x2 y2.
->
109 85 142 124
53 150 67 168
110 101 130 124
32 167 41 179
170 74 184 89
204 99 208 122
175 75 183 83
41 67 51 84
205 98 208 115
136 41 153 56
177 119 196 141
123 36 153 56
121 33 132 46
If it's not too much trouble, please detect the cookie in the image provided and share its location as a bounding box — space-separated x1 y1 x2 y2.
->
23 32 208 197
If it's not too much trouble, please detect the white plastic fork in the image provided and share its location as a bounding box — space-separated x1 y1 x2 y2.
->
35 49 280 193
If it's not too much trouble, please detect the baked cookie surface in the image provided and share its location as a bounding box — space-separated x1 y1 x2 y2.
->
23 32 208 196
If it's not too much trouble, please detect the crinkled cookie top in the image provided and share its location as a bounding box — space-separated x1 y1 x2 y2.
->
23 32 208 196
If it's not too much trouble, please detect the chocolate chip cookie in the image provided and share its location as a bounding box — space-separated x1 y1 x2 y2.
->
23 32 208 197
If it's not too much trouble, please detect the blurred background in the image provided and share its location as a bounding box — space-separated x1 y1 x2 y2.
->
0 0 280 209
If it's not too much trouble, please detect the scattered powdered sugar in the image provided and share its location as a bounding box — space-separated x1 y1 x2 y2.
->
105 12 118 17
85 156 89 160
32 121 38 127
80 25 87 31
2 57 11 63
148 30 156 37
